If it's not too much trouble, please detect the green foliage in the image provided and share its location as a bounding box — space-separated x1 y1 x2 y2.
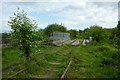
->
44 23 67 38
67 42 119 78
81 25 113 42
37 59 48 67
117 21 120 50
28 64 44 74
108 28 118 48
2 44 55 70
14 73 33 78
2 32 10 35
8 8 39 60
68 29 78 39
87 25 104 41
76 29 83 39
94 46 110 52
117 21 120 30
3 42 119 78
101 57 115 66
2 47 25 70
35 29 44 41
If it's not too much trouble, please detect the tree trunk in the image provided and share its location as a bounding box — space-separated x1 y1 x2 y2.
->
25 48 30 61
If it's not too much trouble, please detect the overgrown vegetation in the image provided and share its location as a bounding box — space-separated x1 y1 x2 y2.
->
44 23 67 41
2 8 119 78
2 44 55 70
66 42 119 78
2 44 74 78
8 8 40 60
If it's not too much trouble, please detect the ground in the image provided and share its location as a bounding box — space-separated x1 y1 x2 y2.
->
2 41 119 79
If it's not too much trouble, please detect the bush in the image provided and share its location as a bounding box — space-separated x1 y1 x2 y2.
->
94 46 110 52
28 64 44 74
37 59 48 67
101 57 115 66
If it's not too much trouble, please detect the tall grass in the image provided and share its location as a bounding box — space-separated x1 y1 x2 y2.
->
66 42 119 78
2 44 55 70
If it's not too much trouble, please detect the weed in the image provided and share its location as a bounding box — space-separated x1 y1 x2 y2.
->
27 64 44 75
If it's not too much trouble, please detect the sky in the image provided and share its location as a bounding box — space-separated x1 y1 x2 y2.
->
0 0 119 33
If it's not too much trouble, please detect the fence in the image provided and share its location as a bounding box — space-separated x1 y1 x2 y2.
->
50 32 70 43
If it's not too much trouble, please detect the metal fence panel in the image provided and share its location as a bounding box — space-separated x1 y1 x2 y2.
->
52 32 70 42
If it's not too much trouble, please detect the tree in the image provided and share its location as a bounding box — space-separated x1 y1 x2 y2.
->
68 29 78 39
82 28 90 39
8 8 38 60
36 29 44 41
44 23 67 37
117 20 120 78
83 25 107 42
117 21 120 49
89 25 103 42
76 29 83 39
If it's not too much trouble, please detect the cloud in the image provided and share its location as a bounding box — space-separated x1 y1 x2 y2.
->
1 0 120 2
55 2 118 30
1 1 118 32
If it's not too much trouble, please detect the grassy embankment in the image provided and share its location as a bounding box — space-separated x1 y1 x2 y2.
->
2 44 56 70
2 41 119 78
2 44 74 78
66 42 119 78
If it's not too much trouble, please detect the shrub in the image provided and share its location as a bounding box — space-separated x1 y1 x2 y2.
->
28 64 44 74
94 46 110 52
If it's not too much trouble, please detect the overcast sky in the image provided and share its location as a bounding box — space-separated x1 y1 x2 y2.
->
0 0 119 33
